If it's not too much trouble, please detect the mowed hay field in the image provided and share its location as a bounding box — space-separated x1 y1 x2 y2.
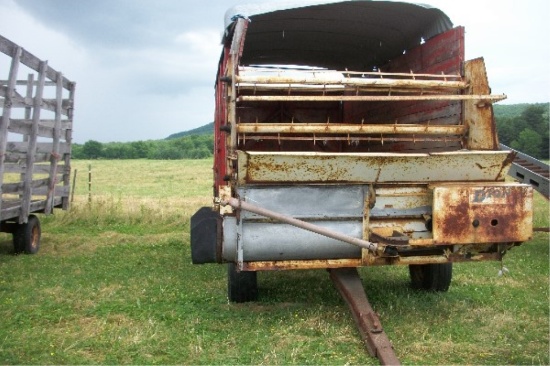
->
0 159 548 365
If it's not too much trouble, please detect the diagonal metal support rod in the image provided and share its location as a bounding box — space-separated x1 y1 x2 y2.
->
329 268 400 365
220 196 387 254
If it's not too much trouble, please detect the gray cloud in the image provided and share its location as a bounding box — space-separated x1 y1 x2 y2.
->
3 0 549 143
16 0 229 49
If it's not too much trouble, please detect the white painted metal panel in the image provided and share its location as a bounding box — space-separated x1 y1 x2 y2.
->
238 150 512 184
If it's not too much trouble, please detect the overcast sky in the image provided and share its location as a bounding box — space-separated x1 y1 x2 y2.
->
1 0 549 143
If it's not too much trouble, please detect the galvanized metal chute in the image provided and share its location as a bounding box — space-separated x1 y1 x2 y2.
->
219 196 398 256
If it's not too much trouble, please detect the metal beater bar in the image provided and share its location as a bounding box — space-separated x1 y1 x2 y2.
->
235 74 467 90
238 94 507 102
237 123 466 135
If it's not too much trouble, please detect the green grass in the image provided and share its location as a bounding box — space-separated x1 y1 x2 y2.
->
0 159 548 364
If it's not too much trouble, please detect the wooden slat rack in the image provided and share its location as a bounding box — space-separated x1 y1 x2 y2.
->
0 34 75 225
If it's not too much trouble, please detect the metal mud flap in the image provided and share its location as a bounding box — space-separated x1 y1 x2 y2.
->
191 207 222 264
431 183 533 244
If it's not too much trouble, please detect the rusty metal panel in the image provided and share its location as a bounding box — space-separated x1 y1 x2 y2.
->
372 186 432 212
362 252 502 266
242 250 504 271
237 150 513 184
242 259 363 271
369 219 429 239
464 58 500 149
432 183 533 244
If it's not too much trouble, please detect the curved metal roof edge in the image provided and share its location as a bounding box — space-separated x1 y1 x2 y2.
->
222 1 454 71
224 0 453 30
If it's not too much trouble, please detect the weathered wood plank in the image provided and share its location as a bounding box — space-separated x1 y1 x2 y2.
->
0 45 22 217
0 34 73 89
2 175 67 196
62 81 76 210
3 177 48 194
2 163 68 175
8 119 71 140
0 79 56 86
45 71 63 214
0 96 71 115
20 60 47 222
1 198 63 221
6 142 70 155
33 184 70 197
3 152 53 164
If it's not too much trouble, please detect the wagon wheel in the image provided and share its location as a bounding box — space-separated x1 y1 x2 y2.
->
409 263 452 292
227 263 258 302
13 215 41 255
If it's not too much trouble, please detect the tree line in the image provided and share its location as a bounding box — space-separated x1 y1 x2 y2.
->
73 104 548 160
72 134 213 160
495 103 549 160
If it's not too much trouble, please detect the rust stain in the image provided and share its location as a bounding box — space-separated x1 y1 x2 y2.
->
240 151 512 185
496 150 517 180
241 249 504 270
242 258 363 271
433 184 532 244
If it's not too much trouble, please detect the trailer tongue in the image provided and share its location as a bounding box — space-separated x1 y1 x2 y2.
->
330 268 400 365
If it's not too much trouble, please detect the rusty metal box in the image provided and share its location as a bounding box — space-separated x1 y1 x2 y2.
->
432 183 533 244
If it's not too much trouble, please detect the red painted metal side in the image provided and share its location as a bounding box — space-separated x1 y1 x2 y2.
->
213 42 231 195
385 26 465 74
343 27 465 153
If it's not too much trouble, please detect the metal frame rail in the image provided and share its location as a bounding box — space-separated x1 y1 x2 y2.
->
500 144 549 200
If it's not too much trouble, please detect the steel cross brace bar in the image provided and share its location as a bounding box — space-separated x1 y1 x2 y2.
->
329 268 400 365
219 197 398 256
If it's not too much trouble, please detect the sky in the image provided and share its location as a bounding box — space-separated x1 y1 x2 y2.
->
0 0 549 143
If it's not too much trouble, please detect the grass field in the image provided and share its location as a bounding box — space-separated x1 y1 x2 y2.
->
0 159 548 365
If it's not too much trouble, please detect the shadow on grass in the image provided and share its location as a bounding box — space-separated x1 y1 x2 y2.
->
0 236 17 257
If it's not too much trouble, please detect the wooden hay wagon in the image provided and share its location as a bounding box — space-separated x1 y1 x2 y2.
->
0 34 75 254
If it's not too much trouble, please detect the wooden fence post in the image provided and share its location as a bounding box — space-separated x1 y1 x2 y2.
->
88 164 92 204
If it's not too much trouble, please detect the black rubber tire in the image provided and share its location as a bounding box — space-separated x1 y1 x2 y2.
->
13 215 41 255
227 263 258 303
409 263 452 292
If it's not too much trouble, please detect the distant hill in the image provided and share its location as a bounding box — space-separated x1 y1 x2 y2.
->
166 122 214 139
493 103 548 120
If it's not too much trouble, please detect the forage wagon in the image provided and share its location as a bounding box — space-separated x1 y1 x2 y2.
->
190 1 533 362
